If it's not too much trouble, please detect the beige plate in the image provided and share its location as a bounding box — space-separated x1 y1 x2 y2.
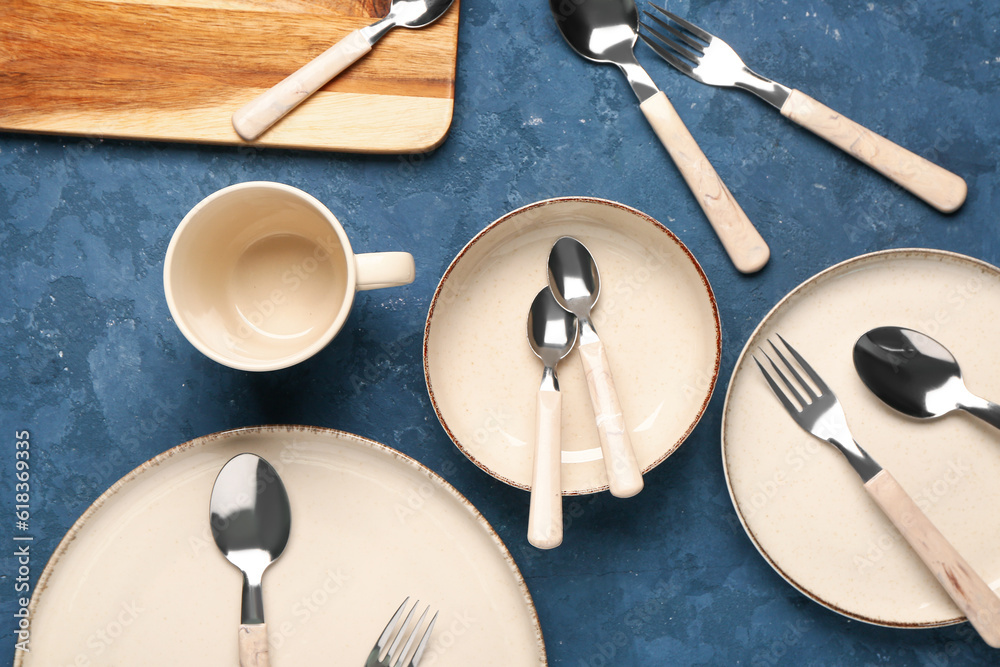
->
723 249 1000 628
16 426 546 666
424 197 721 494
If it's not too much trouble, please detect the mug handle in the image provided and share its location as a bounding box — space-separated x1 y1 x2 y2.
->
355 252 415 291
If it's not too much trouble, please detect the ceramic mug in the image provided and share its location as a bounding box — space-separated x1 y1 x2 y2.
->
164 181 414 371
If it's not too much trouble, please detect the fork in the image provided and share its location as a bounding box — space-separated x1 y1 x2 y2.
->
755 335 1000 647
365 598 438 667
639 6 967 214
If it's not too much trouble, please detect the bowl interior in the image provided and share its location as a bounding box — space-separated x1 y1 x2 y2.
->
424 198 721 493
167 186 351 369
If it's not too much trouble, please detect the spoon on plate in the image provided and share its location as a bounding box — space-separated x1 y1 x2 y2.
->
210 453 291 667
232 0 457 141
547 237 644 498
548 0 768 273
526 286 578 549
853 326 1000 430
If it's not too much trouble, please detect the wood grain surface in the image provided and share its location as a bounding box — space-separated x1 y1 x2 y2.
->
0 0 459 152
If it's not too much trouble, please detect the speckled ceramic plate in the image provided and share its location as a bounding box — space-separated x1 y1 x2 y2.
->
423 197 721 494
16 426 546 666
723 249 1000 628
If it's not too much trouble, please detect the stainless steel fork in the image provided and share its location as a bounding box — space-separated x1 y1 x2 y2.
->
365 598 438 667
756 335 1000 647
639 5 966 214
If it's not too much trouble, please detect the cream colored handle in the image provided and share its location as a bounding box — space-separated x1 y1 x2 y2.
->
238 624 270 667
578 339 643 498
232 30 373 141
781 89 967 213
639 90 769 274
354 252 415 291
528 388 563 549
865 470 1000 647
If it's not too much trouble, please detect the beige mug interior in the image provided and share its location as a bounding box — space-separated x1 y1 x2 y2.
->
165 183 353 370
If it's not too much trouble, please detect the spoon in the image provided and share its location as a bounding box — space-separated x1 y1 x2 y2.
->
548 0 768 273
526 286 579 549
210 453 292 667
233 0 457 141
854 326 1000 430
547 237 644 498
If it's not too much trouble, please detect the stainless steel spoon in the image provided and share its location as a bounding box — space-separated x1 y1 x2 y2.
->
548 0 768 273
547 237 644 497
210 453 292 667
853 326 1000 430
233 0 457 141
526 286 578 549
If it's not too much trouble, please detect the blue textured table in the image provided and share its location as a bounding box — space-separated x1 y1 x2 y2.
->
3 0 999 664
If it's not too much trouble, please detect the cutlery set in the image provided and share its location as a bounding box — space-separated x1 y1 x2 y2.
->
756 332 1000 647
10 0 993 663
210 454 439 666
526 237 644 548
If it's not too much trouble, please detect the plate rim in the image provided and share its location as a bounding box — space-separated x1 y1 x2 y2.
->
423 195 722 495
15 424 547 665
720 247 1000 629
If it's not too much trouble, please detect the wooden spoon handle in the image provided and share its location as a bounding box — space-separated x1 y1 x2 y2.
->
780 89 967 213
232 30 373 141
865 470 1000 647
238 623 270 667
528 387 563 549
639 90 769 274
578 339 643 498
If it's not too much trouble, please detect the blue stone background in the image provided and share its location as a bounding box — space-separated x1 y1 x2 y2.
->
2 0 998 664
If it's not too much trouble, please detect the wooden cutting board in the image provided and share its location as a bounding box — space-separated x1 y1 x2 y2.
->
0 0 459 152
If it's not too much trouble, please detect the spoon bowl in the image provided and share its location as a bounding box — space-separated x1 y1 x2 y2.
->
550 0 640 65
210 453 291 665
527 287 578 369
853 326 1000 430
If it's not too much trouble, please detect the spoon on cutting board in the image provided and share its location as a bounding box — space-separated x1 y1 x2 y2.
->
210 453 291 667
548 0 768 273
526 286 578 549
548 237 644 498
853 326 1000 430
232 0 457 141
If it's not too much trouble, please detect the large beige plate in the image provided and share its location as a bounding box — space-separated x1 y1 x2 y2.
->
16 426 546 666
723 249 1000 628
424 197 721 494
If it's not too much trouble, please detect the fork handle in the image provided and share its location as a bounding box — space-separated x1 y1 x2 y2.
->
528 387 563 549
578 339 644 498
780 90 967 213
232 29 373 141
865 469 1000 647
639 91 769 274
238 623 270 667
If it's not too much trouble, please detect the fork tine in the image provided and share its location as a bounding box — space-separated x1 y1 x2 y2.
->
638 32 697 77
753 355 800 415
767 339 818 401
408 612 438 667
642 11 705 55
776 333 831 394
760 349 809 409
376 598 410 654
393 606 428 667
652 5 715 43
386 599 419 661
